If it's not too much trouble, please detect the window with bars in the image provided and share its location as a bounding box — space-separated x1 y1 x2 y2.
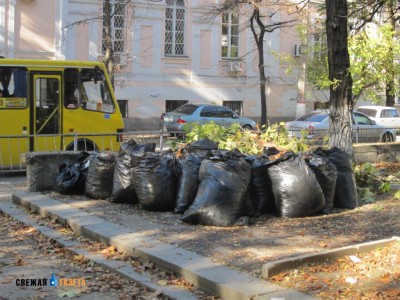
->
221 12 239 58
102 0 125 54
166 100 188 112
223 101 242 115
165 0 185 56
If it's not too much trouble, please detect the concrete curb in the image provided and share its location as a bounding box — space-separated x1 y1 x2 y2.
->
11 191 316 300
262 236 400 279
0 198 199 300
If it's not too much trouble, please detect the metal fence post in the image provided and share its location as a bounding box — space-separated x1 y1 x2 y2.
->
73 132 78 151
159 126 164 154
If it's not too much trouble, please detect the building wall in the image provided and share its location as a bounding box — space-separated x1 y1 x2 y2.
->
111 0 305 130
1 0 307 130
0 0 57 59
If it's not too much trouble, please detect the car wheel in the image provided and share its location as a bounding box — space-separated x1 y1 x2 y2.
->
242 125 252 131
381 132 394 143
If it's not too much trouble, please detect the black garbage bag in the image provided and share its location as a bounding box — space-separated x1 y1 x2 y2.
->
85 152 116 199
305 154 338 214
242 155 275 217
174 152 202 214
263 146 281 157
267 153 325 218
55 152 91 195
181 150 251 226
186 138 218 158
109 140 155 203
132 152 178 211
316 147 358 209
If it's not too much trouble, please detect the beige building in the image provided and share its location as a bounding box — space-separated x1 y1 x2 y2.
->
0 0 319 130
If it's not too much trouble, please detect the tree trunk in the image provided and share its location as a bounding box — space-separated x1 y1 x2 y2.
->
385 7 396 107
386 80 395 107
250 8 268 127
103 0 115 89
325 0 354 157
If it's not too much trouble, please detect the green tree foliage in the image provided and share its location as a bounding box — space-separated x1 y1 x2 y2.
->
349 24 400 104
179 122 309 155
307 21 400 106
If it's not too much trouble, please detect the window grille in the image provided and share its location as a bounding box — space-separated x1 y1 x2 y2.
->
102 1 125 54
165 0 185 56
166 100 188 112
223 101 242 115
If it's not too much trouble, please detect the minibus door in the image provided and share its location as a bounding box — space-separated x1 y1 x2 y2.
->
31 74 62 152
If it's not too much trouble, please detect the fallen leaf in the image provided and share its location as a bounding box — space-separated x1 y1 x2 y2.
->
349 255 361 263
157 280 168 286
345 277 357 284
58 290 79 298
379 273 391 284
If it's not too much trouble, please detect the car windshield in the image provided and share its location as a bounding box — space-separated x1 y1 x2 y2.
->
172 104 198 115
297 112 328 122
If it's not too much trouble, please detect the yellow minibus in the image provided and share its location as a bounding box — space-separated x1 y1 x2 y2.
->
0 59 124 171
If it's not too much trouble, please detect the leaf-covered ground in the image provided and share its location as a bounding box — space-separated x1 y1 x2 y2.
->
270 240 400 299
0 211 218 299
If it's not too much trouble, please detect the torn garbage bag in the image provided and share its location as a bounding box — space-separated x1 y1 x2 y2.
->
55 151 91 195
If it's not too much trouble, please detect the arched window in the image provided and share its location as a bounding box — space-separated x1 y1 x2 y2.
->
165 0 185 56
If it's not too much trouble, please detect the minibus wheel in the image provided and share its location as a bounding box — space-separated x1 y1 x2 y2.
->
66 139 98 152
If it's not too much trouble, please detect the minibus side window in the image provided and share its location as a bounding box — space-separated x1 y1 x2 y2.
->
64 68 79 109
0 67 27 109
80 68 115 113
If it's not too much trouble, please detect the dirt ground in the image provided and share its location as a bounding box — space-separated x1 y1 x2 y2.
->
270 240 400 299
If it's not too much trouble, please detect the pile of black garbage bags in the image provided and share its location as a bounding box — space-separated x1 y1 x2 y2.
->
55 139 358 227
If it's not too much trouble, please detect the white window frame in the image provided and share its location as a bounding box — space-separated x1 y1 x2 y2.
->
221 12 239 59
164 0 186 56
310 16 327 59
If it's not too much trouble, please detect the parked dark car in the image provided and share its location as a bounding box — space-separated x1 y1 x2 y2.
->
160 103 257 134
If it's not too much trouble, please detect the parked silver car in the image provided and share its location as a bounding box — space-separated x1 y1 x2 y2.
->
160 103 257 133
356 105 400 134
286 110 396 143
